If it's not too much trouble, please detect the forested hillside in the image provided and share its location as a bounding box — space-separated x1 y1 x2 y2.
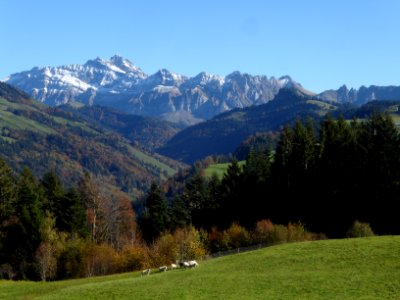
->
60 105 181 150
158 89 339 163
147 114 400 239
0 82 184 197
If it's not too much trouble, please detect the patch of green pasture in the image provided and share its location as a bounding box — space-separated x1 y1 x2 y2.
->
1 236 399 300
51 116 100 134
0 109 55 135
127 145 176 178
204 161 245 178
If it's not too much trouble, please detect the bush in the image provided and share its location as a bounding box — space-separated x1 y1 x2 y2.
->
114 244 150 272
222 223 253 250
269 224 288 243
347 221 375 238
253 219 275 243
207 227 226 253
173 227 207 261
287 222 310 242
81 243 117 277
151 233 178 266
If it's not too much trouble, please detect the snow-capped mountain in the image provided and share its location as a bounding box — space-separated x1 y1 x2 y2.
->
4 56 305 125
4 55 146 106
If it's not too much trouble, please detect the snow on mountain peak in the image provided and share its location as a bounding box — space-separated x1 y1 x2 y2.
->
191 72 225 86
109 55 145 77
4 56 309 121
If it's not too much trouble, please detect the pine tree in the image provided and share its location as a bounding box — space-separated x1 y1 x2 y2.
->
358 113 400 232
140 182 168 241
6 167 45 279
220 159 244 226
0 158 16 224
62 188 88 237
168 195 191 230
183 172 210 228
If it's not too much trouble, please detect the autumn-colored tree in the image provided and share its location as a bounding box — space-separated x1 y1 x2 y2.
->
78 173 103 243
35 212 61 281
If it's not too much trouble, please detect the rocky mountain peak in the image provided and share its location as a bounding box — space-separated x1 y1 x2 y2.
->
4 57 312 124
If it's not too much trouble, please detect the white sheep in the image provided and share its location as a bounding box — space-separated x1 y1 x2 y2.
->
188 260 198 268
141 269 151 276
170 263 177 270
159 266 167 272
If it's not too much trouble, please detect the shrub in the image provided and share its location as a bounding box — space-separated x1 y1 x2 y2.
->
81 243 117 277
207 227 226 253
223 223 253 249
287 222 310 242
347 220 375 238
173 226 207 260
151 233 178 266
114 243 150 272
269 224 288 243
253 219 275 243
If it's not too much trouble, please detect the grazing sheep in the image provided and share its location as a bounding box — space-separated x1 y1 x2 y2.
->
170 263 177 270
182 261 190 268
141 269 151 276
189 260 198 268
159 266 167 272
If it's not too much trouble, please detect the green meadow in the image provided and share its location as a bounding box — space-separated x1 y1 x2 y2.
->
204 161 246 178
1 236 399 300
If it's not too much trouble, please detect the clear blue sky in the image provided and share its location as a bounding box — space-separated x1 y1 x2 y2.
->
1 0 400 92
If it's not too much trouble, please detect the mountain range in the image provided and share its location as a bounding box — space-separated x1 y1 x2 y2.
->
3 56 400 167
4 56 311 126
5 56 400 127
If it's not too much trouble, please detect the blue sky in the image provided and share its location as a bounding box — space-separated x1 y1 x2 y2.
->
1 0 400 92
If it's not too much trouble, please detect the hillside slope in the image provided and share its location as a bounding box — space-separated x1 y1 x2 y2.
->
1 236 399 299
0 82 182 196
60 105 181 150
159 88 338 163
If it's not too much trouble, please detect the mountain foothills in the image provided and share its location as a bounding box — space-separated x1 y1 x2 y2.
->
158 89 339 163
0 82 183 197
4 55 308 125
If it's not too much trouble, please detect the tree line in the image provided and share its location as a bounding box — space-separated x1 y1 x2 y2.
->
140 113 400 242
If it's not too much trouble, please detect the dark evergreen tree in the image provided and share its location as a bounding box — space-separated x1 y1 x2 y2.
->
62 188 88 236
140 182 168 241
220 159 244 227
182 172 210 228
2 167 44 279
241 149 272 226
168 195 191 231
40 171 64 210
0 158 16 224
358 113 400 232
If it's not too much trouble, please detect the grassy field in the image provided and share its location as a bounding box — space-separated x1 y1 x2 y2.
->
1 236 399 300
204 161 246 178
0 98 56 135
127 144 177 178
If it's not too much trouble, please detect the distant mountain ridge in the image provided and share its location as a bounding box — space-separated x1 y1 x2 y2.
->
4 56 307 125
317 84 400 104
158 88 339 163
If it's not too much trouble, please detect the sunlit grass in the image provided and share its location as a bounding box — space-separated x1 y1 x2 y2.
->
2 236 398 300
